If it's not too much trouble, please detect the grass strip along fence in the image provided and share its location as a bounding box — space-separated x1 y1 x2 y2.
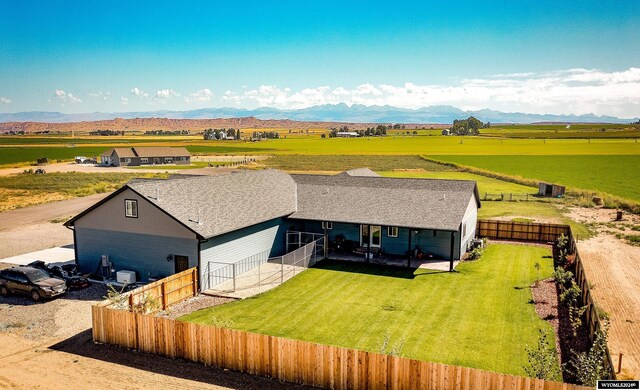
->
476 219 617 380
92 255 593 389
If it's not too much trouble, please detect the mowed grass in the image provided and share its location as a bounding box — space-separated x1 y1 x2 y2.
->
432 155 640 202
182 244 556 377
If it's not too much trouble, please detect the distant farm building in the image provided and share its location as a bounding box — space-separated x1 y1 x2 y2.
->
100 147 191 167
336 132 360 138
538 182 566 198
441 129 451 136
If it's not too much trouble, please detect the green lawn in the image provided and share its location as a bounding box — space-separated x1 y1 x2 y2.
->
431 155 640 202
181 243 557 377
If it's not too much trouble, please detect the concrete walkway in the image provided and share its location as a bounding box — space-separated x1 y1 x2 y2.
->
0 245 75 266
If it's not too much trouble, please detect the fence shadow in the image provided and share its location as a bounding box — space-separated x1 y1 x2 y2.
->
48 329 314 389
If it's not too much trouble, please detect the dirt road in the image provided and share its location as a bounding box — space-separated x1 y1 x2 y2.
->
0 193 108 258
578 235 640 380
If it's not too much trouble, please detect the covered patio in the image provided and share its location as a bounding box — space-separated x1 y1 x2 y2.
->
328 251 460 271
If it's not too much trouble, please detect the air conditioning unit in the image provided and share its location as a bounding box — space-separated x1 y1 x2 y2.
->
116 270 137 284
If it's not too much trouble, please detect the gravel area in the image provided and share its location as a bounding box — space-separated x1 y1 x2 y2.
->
158 294 236 319
0 266 108 340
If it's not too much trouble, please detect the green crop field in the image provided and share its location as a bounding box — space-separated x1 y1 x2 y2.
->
380 170 535 195
264 155 453 172
219 137 639 156
431 155 640 202
182 243 557 377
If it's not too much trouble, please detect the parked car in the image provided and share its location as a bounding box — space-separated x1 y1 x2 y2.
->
0 266 67 301
34 168 46 174
27 261 90 290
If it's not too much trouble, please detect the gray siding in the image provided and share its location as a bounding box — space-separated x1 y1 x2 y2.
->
75 227 198 282
459 195 478 256
74 188 196 239
199 218 287 290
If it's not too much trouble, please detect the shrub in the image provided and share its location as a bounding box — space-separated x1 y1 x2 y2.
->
568 328 610 386
467 247 484 260
553 267 574 291
523 329 561 381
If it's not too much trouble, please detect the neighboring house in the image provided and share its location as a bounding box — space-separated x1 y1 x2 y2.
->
441 129 451 136
100 147 191 166
65 168 480 289
336 132 360 138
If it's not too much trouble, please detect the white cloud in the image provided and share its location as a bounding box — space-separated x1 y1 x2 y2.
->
0 97 11 104
121 97 129 105
219 68 640 117
54 89 82 104
130 87 149 97
155 89 179 99
88 91 109 101
185 88 213 103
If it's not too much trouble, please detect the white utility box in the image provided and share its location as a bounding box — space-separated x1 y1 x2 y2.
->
116 270 137 284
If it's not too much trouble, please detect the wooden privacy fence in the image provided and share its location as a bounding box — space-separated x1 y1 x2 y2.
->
476 219 571 243
477 219 616 380
92 303 590 390
94 267 197 313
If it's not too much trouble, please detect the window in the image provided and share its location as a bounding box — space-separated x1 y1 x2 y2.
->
462 222 467 238
125 199 138 218
124 158 131 164
164 157 173 164
141 158 149 164
387 226 398 237
321 221 332 230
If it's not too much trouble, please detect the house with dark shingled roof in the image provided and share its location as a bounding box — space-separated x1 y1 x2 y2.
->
100 146 190 166
65 168 480 290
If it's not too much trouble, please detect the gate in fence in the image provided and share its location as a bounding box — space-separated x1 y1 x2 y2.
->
205 233 325 293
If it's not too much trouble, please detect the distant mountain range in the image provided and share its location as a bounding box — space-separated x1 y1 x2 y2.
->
0 104 637 124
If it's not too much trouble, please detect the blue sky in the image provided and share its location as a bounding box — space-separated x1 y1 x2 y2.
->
1 1 639 116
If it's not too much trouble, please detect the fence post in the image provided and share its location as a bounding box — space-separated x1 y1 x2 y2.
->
128 294 134 312
281 257 284 283
618 353 623 374
161 282 167 310
258 262 261 285
192 267 198 295
232 263 237 292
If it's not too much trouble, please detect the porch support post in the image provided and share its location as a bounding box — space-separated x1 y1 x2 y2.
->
407 228 412 267
367 224 371 263
323 224 328 259
449 230 455 272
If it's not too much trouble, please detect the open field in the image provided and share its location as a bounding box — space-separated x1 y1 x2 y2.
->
0 145 272 166
380 170 535 195
481 124 640 139
0 172 166 211
0 135 638 167
264 155 453 172
431 155 640 202
182 243 556 377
